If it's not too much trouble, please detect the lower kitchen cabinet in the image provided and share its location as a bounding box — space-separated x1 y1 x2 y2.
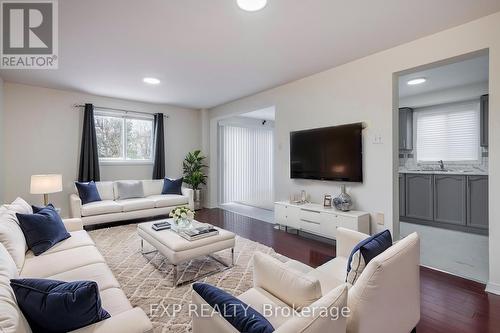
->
405 174 433 221
467 176 488 229
434 175 467 225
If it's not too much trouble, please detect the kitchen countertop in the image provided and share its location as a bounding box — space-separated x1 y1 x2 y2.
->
399 169 488 176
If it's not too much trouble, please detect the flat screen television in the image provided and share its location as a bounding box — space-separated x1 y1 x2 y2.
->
290 123 363 182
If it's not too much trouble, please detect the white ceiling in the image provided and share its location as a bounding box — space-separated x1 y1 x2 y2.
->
241 107 276 121
399 54 489 97
1 0 499 109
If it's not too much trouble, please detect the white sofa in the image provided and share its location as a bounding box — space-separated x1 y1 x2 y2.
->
70 180 194 226
0 215 153 333
192 228 420 333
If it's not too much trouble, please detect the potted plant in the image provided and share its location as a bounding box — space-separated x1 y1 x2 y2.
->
183 150 208 210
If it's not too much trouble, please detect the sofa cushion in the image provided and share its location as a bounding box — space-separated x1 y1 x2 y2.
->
142 180 164 197
193 283 274 333
4 197 33 215
76 181 102 205
16 204 71 256
81 200 123 217
48 263 120 292
253 252 322 310
147 194 188 208
0 210 28 271
162 178 183 195
29 230 95 256
0 244 31 333
11 278 110 333
99 287 133 316
309 257 348 295
115 181 144 200
346 229 392 285
21 245 106 278
116 198 155 212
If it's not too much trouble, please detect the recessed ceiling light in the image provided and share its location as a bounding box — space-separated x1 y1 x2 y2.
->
407 78 427 85
237 0 267 12
143 77 160 85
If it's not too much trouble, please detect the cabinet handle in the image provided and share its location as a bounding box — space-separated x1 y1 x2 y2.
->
301 209 320 213
300 219 320 225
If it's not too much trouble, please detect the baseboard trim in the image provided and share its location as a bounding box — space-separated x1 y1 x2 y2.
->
486 282 500 295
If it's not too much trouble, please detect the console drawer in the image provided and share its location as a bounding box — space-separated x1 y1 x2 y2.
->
300 218 322 234
300 209 321 223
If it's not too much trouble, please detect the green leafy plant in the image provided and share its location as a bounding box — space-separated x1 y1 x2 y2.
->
183 150 208 191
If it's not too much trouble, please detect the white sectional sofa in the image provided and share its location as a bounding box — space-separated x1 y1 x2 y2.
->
0 216 153 333
70 180 194 226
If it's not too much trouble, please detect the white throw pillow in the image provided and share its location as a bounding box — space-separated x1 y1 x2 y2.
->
0 243 32 333
4 197 33 216
115 181 145 200
0 210 28 271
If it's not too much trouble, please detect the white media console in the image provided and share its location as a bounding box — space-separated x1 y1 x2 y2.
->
274 201 370 239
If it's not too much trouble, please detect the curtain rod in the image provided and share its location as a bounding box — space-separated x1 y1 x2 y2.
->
73 104 169 118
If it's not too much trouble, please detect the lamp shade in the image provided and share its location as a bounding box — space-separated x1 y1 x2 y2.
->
30 174 63 194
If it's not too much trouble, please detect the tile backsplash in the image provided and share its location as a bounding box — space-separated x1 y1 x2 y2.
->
399 147 488 171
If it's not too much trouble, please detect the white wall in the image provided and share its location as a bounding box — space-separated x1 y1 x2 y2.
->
207 12 500 293
0 77 3 203
3 83 201 216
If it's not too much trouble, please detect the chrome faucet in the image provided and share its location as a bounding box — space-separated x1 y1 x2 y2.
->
438 160 445 171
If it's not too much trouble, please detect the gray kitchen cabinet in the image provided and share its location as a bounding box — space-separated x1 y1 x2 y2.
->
399 108 413 150
480 94 489 147
433 175 467 225
405 174 433 220
399 173 406 217
467 176 488 229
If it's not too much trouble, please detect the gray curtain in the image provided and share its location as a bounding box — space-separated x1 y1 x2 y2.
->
152 113 165 179
78 103 100 182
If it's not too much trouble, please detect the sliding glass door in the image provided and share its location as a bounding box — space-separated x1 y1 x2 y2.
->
219 123 274 210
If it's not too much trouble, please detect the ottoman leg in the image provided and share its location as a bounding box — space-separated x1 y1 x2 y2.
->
173 264 179 286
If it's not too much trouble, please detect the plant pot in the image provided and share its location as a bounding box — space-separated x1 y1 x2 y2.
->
194 189 202 210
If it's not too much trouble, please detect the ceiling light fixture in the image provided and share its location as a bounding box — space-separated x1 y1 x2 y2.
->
237 0 267 12
143 77 160 85
407 78 427 85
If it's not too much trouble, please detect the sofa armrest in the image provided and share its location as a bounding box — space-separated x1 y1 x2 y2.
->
69 308 152 333
191 289 239 333
63 218 84 232
70 194 82 218
181 187 195 210
336 227 370 259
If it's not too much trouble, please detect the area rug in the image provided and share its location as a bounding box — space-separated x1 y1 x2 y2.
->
88 224 286 333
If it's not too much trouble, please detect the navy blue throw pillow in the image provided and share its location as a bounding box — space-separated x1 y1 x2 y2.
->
193 283 274 333
347 229 393 273
162 177 183 195
11 279 110 333
75 181 102 205
16 205 71 256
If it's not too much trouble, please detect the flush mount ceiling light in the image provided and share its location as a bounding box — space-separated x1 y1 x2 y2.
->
143 77 160 85
237 0 267 12
407 78 427 85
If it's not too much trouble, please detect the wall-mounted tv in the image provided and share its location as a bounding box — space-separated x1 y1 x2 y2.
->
290 122 363 182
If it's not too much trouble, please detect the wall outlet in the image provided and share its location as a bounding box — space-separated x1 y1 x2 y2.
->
376 212 385 225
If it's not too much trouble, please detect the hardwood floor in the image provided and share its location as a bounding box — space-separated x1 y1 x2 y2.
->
196 208 500 333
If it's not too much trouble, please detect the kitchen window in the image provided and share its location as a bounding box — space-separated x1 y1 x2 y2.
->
415 101 480 162
94 111 154 163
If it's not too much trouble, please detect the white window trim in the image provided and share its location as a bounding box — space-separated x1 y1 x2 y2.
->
95 109 155 165
413 100 482 165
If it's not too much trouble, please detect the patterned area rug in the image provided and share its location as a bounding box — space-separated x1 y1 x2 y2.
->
88 224 285 333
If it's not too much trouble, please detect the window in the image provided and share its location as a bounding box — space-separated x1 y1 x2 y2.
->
415 101 480 162
95 111 154 163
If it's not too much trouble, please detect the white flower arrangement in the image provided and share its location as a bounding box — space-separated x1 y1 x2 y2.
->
169 206 195 223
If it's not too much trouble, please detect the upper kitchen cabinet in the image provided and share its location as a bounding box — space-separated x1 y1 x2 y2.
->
399 108 413 150
480 94 489 147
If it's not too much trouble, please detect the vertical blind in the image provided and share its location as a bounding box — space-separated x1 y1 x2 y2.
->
415 101 480 162
219 124 274 209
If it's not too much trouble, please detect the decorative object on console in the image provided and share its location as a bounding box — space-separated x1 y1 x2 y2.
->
162 177 184 195
169 206 195 231
323 194 332 208
192 282 274 333
183 150 208 210
10 278 110 333
16 204 71 256
75 181 102 205
30 174 62 206
333 184 353 211
346 229 392 285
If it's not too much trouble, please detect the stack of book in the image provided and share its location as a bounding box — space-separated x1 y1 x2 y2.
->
179 224 219 241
